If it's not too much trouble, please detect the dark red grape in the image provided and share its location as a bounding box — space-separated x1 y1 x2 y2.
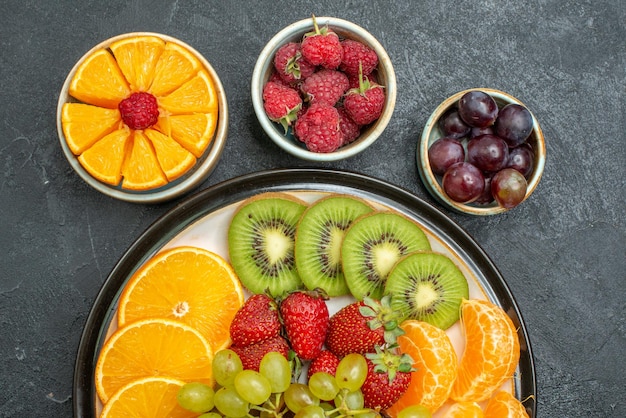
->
428 137 465 175
495 104 533 147
442 162 485 203
507 144 535 177
467 134 510 172
458 91 499 128
491 168 528 208
469 126 494 139
438 109 470 138
474 174 494 205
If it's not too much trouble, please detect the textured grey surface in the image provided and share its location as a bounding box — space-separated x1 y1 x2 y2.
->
1 0 624 416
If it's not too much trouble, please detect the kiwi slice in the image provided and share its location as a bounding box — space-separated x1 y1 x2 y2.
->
228 192 308 297
341 211 431 300
384 251 469 330
295 194 375 297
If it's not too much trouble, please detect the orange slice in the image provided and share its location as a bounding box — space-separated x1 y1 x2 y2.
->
142 129 197 181
484 391 530 418
121 131 168 190
450 299 521 402
100 376 197 418
149 42 202 97
95 318 213 404
69 49 131 108
154 112 217 157
442 401 484 417
110 35 165 93
78 128 131 185
386 320 458 415
61 103 122 154
117 246 244 352
158 70 218 114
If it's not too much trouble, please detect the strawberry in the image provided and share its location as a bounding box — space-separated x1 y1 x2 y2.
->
280 290 329 361
231 335 290 372
339 39 379 77
229 294 281 347
118 92 159 130
337 105 361 145
325 296 403 358
343 65 385 126
300 69 349 106
262 81 303 133
293 103 343 153
301 16 344 70
307 349 340 379
273 42 317 84
362 346 414 410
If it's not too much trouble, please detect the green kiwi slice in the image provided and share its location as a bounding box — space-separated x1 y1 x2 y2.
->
384 251 469 330
228 192 308 297
295 194 375 297
341 211 431 300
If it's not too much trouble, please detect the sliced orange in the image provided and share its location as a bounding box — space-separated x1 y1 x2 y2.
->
386 320 458 416
68 49 130 108
117 246 244 352
110 35 165 93
121 131 168 190
78 128 131 185
484 391 530 418
158 70 218 114
100 376 197 418
142 129 197 181
61 103 122 154
442 401 484 418
95 318 213 404
149 42 202 97
154 112 217 158
450 299 521 403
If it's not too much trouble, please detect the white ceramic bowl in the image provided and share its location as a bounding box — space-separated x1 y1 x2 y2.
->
251 17 396 161
56 32 228 204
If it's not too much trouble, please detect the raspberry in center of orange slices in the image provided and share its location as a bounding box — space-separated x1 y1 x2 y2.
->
118 92 159 130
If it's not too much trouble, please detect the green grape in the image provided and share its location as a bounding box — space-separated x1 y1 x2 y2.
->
260 393 285 418
197 413 222 418
284 383 320 413
308 372 339 401
335 353 367 391
359 412 381 418
234 369 272 405
213 386 250 418
334 388 364 410
176 382 215 413
397 405 433 418
259 351 291 393
212 349 243 388
294 404 326 418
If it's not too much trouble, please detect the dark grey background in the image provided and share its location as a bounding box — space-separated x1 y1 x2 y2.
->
1 0 624 416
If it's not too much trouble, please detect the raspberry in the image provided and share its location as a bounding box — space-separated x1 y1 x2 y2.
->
273 42 317 84
343 74 385 126
337 106 361 145
294 103 343 153
339 39 379 76
348 72 378 90
301 69 349 106
118 92 159 130
262 81 303 132
301 18 344 70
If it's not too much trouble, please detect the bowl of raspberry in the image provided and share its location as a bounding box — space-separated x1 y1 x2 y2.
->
417 88 546 215
251 16 396 161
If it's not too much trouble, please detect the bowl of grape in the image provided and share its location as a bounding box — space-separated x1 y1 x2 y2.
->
417 88 545 215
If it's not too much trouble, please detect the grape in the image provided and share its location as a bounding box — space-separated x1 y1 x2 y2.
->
284 383 320 413
213 386 250 418
212 349 243 388
197 414 222 418
308 372 340 401
507 144 534 177
467 134 509 172
469 125 494 139
438 109 470 138
234 369 272 405
442 162 485 203
176 382 215 413
294 404 326 418
397 404 433 418
428 137 465 175
491 168 528 208
335 353 368 392
495 103 533 147
259 351 291 393
334 388 365 410
474 174 494 205
458 90 498 128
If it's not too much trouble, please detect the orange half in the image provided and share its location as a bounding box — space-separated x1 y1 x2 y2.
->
110 35 165 93
69 49 130 108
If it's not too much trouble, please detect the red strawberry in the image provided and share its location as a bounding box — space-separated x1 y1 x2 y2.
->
262 81 303 132
301 16 344 70
229 294 281 347
273 42 317 84
280 290 329 361
231 335 290 372
362 346 414 410
307 350 340 379
118 92 159 130
337 105 361 145
294 103 343 153
339 39 379 77
343 67 385 126
325 296 403 358
301 69 349 106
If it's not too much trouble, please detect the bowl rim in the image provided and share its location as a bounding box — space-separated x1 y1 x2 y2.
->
417 88 546 216
56 31 229 204
251 16 396 162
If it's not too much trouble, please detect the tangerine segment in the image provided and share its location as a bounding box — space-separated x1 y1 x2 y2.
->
78 128 131 185
69 49 131 108
61 103 122 154
450 299 521 403
110 35 166 93
142 129 197 182
117 246 244 352
95 318 213 404
484 391 530 418
121 131 168 190
100 376 198 418
154 112 217 158
158 70 218 115
386 320 458 416
149 42 202 97
442 401 484 418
